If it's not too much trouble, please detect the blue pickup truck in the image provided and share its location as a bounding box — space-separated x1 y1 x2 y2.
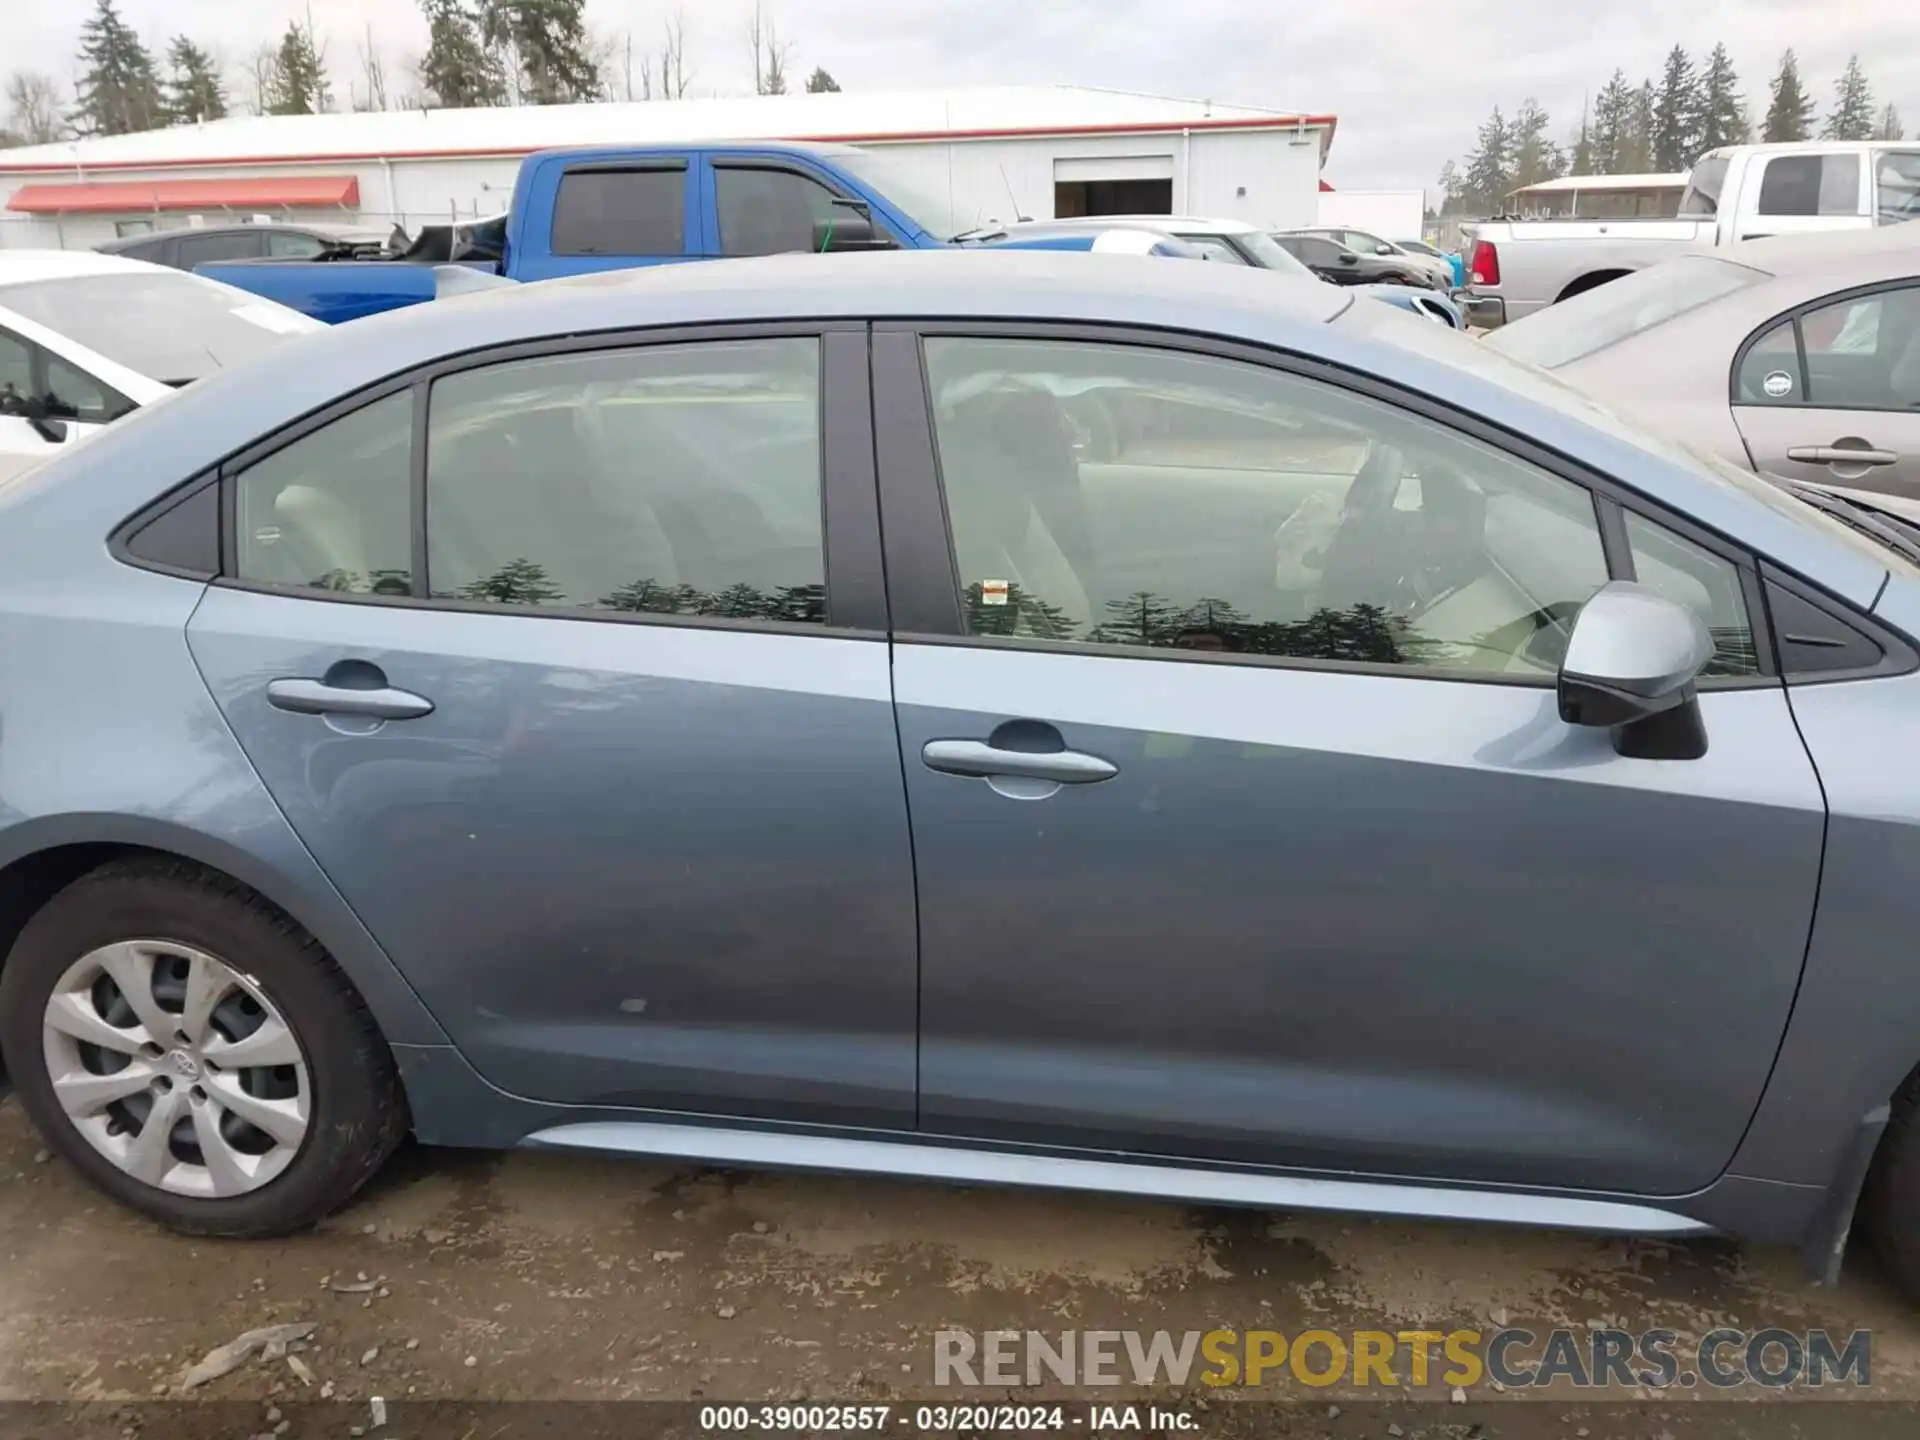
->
199 141 968 324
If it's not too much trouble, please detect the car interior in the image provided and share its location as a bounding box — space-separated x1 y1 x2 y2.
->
925 339 1617 674
238 342 827 620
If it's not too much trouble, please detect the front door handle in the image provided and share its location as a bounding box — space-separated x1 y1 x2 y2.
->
921 739 1117 785
1786 445 1898 466
267 678 435 721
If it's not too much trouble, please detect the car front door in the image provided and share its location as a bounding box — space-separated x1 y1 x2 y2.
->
874 325 1825 1197
185 325 920 1127
1732 281 1920 495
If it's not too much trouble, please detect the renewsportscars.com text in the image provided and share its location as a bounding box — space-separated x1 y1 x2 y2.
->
933 1327 1872 1390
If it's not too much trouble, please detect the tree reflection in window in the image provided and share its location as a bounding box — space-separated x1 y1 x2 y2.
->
964 581 1442 667
429 560 827 625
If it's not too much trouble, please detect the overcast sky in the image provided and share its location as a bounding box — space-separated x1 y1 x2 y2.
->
10 0 1920 191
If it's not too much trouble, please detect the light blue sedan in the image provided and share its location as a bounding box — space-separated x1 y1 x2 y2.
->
2 252 1919 1310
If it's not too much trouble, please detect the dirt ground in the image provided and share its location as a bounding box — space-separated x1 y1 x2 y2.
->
7 1095 1920 1439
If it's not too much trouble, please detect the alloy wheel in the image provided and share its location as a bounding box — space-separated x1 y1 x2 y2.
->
41 940 310 1197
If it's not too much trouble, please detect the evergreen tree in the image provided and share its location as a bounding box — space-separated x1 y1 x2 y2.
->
1461 106 1512 213
163 37 227 124
418 0 508 107
1762 49 1816 142
1879 104 1905 142
71 0 166 136
482 0 601 105
1509 98 1565 190
1589 69 1634 174
1822 55 1875 140
1569 100 1594 175
1651 46 1702 172
805 67 840 94
1435 159 1466 214
460 558 564 605
1616 80 1656 173
267 18 331 114
1697 42 1748 151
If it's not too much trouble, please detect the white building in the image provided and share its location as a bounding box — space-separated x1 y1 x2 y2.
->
0 85 1337 250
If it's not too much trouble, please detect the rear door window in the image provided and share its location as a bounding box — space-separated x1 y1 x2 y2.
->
1757 154 1863 217
550 167 687 257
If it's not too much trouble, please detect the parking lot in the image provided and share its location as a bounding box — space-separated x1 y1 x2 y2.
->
10 1098 1920 1437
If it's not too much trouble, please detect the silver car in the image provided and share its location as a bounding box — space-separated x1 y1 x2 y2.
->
1485 225 1920 496
6 252 1920 1312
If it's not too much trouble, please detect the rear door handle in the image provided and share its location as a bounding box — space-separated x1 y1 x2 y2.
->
1786 445 1898 466
921 739 1117 785
267 678 435 721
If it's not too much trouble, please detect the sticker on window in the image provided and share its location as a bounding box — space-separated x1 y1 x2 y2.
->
980 579 1010 606
230 303 311 335
1763 370 1795 399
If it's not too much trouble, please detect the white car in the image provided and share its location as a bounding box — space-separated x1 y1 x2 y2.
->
0 250 319 485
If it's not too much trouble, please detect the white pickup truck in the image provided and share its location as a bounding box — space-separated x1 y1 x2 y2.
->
1461 140 1920 327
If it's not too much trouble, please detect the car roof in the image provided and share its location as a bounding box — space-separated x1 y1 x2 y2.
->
1060 214 1265 235
527 139 862 162
0 248 171 285
1710 222 1920 281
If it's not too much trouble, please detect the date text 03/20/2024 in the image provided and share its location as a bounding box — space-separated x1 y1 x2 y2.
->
698 1405 1196 1432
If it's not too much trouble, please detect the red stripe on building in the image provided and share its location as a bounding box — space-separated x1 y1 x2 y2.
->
7 175 360 213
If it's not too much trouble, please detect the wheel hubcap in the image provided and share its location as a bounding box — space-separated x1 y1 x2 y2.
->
41 940 311 1197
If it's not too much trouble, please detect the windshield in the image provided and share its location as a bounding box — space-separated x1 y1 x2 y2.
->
1359 299 1920 576
1484 255 1765 369
0 271 316 383
834 148 971 242
1678 156 1730 218
1396 239 1441 258
1236 230 1318 279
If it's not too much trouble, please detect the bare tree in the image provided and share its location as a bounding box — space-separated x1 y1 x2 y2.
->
746 0 791 96
353 24 391 111
4 70 67 144
659 9 692 100
241 42 280 116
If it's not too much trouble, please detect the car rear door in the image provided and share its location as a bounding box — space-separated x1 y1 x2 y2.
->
1732 281 1920 495
185 324 920 1127
874 323 1825 1197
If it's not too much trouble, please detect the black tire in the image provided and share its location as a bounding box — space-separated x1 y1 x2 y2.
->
0 857 407 1237
1864 1072 1920 1299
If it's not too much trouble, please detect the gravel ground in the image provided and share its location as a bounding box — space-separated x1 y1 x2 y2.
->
6 1096 1920 1438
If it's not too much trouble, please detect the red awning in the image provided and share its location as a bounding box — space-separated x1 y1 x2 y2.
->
7 175 360 214
1319 179 1335 192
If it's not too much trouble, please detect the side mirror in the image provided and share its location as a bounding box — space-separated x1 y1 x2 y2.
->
812 214 895 253
1557 581 1714 759
1337 250 1359 265
28 414 69 444
814 198 896 254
